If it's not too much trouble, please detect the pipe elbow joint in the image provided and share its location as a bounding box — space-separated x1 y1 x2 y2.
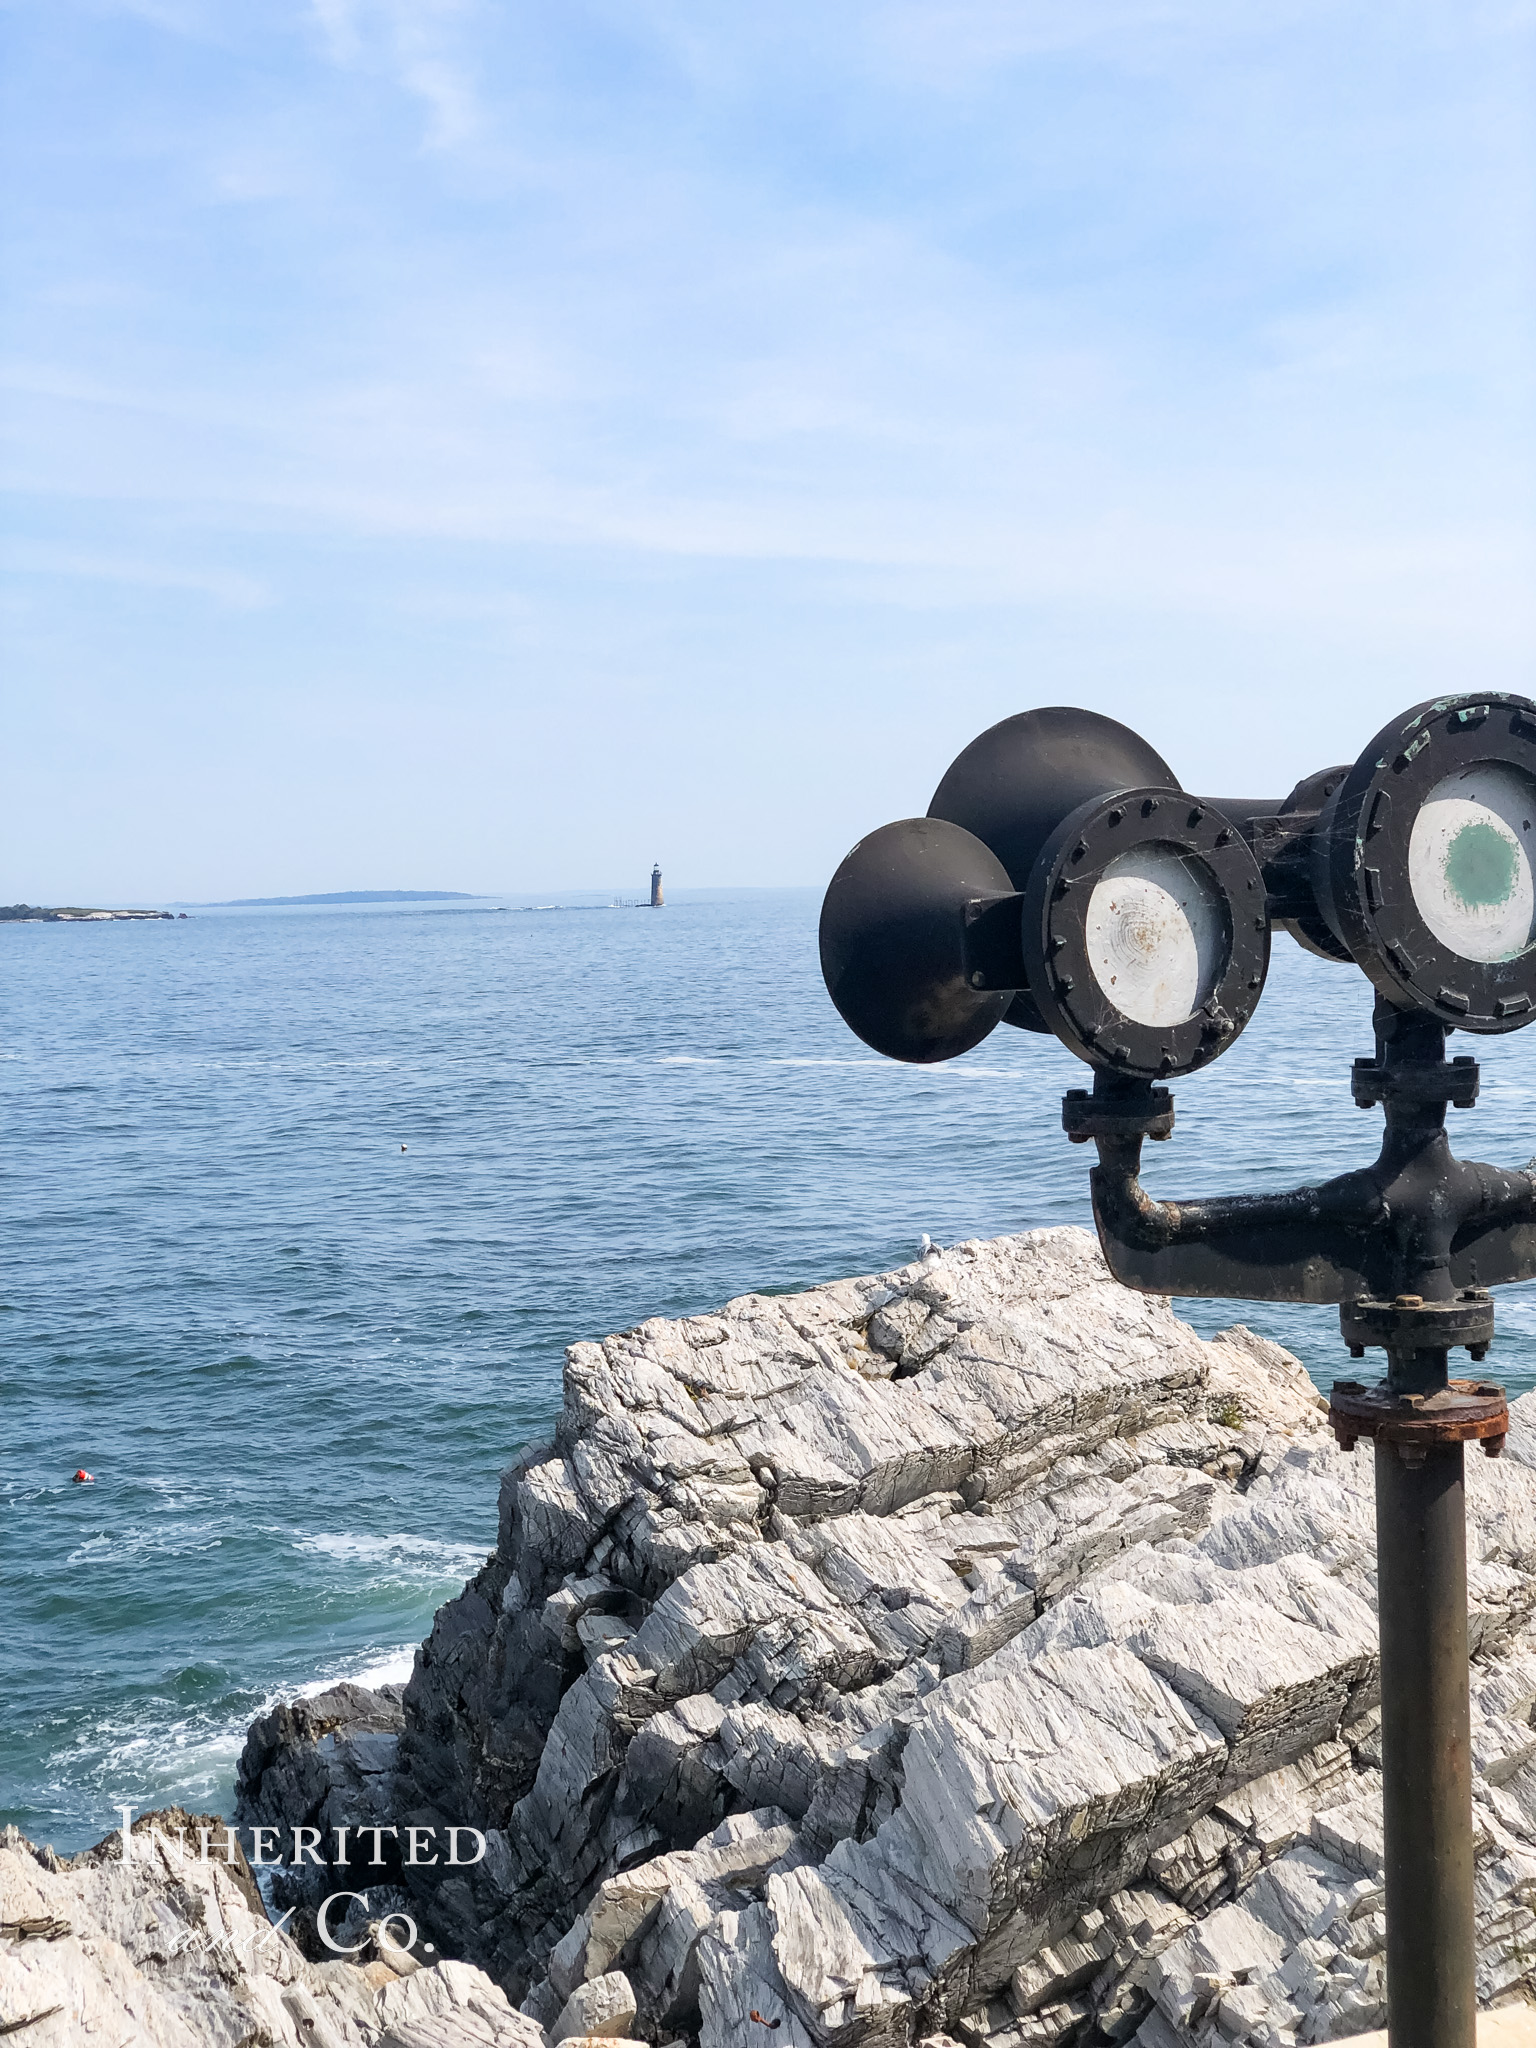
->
1090 1166 1180 1252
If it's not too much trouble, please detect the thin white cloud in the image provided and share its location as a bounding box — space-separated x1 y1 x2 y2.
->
2 543 267 608
868 0 1533 79
96 0 233 34
6 350 1531 653
308 0 362 64
6 0 1534 898
308 0 482 147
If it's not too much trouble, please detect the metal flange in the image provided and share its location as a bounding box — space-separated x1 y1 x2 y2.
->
1340 1289 1494 1360
1350 1054 1480 1111
1319 693 1536 1033
1022 787 1270 1081
1329 1377 1509 1463
1062 1085 1175 1144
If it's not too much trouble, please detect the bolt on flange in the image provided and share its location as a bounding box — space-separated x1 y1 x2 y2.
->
1339 1289 1495 1363
1329 1378 1509 1464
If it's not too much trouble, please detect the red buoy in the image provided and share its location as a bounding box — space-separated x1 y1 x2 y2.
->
72 1469 93 1483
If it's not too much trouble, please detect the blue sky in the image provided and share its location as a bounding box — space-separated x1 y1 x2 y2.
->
2 1 1533 900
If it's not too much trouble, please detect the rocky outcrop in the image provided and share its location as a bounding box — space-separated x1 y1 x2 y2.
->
236 1681 409 1943
0 1809 549 2047
235 1226 1536 2046
0 903 175 920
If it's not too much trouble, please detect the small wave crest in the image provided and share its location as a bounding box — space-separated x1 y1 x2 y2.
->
39 1639 424 1853
300 1646 417 1696
66 1524 226 1568
293 1531 486 1583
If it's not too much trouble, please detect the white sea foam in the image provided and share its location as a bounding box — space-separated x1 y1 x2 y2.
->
302 1645 418 1695
769 1056 893 1068
52 1636 427 1848
234 1641 421 1733
66 1525 227 1568
765 1055 1026 1078
772 1056 1025 1079
56 1713 258 1837
46 1533 477 1822
293 1531 486 1581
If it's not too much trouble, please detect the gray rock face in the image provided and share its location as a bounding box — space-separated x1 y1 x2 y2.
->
236 1681 408 1949
550 1966 638 2040
235 1227 1536 2045
0 1809 537 2048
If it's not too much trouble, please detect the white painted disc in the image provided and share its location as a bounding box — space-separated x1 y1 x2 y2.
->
1085 845 1226 1027
1408 764 1536 964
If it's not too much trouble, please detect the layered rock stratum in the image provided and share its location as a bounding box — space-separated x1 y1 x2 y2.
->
17 1226 1536 2047
236 1226 1536 2045
0 1808 556 2047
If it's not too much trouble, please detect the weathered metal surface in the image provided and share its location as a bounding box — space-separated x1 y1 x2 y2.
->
926 705 1176 902
1351 1051 1479 1108
1339 1289 1494 1360
1061 1082 1174 1144
1213 763 1353 959
1082 842 1226 1026
1408 762 1536 965
817 817 1016 1064
958 888 1028 991
1021 785 1269 1081
927 705 1178 1039
1374 1441 1479 2048
818 692 1536 2048
1319 695 1536 1032
1084 1008 1536 1304
1329 1378 1508 1460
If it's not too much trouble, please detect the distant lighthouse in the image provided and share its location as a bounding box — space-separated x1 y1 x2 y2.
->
650 863 664 908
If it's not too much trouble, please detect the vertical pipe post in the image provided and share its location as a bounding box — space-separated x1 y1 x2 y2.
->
1375 1436 1477 2048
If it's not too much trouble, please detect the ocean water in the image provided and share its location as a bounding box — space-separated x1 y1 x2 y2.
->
6 889 1536 1854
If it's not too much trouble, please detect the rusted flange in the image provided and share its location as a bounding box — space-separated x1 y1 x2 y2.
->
1328 1377 1509 1464
1062 1086 1175 1145
1339 1289 1494 1362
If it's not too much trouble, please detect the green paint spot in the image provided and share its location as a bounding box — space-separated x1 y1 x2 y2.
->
1445 820 1518 909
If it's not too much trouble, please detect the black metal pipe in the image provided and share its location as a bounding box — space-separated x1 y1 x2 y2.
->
1070 1009 1511 2038
1081 1015 1536 1302
1375 1436 1477 2048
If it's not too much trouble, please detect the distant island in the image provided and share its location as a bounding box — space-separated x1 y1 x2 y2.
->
3 890 484 920
189 890 478 908
1 904 175 922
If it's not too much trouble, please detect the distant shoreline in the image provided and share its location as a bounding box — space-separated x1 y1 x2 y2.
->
181 890 478 908
4 886 819 925
1 904 176 923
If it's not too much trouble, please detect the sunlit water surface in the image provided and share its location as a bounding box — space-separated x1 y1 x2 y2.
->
6 891 1536 1850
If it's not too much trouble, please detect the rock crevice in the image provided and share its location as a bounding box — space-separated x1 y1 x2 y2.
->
234 1227 1536 2047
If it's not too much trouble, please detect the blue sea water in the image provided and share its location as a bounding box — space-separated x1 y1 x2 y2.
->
6 889 1536 1854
